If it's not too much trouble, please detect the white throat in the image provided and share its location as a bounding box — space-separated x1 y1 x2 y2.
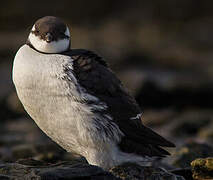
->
28 26 70 53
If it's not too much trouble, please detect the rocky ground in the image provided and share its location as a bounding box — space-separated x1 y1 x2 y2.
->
1 0 213 179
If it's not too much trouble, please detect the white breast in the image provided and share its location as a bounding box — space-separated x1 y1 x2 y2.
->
13 45 84 151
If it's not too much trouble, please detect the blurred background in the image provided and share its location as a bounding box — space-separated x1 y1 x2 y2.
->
0 0 213 169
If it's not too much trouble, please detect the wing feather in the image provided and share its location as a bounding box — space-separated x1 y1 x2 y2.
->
62 49 175 157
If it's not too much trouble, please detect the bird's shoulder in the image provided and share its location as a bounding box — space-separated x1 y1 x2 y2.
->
62 48 107 69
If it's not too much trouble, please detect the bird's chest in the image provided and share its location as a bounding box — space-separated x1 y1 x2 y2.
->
13 45 80 135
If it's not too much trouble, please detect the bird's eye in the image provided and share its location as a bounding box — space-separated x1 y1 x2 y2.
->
31 29 39 34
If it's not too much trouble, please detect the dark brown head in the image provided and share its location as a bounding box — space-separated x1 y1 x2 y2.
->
28 16 70 53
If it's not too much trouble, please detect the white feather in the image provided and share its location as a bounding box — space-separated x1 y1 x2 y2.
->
64 27 70 37
130 113 143 120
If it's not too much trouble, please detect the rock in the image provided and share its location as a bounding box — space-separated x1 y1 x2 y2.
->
191 157 213 180
0 162 119 180
16 158 47 166
170 168 193 180
173 142 213 168
0 160 187 180
110 163 185 180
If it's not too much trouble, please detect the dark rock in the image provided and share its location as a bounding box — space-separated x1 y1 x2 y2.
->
16 158 47 166
0 175 10 180
0 163 35 179
173 142 213 168
191 157 213 180
0 161 188 180
110 163 185 180
0 162 119 180
38 163 118 180
170 168 193 180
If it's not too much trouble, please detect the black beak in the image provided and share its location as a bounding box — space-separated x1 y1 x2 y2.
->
45 33 53 43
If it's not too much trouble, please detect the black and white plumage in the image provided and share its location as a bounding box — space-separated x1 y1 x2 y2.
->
12 16 175 170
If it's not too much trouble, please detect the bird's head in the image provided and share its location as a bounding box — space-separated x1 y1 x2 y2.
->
28 16 70 53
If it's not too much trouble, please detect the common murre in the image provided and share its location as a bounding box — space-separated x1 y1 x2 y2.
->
12 16 175 170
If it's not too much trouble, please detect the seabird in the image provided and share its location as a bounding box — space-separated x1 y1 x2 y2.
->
12 16 175 170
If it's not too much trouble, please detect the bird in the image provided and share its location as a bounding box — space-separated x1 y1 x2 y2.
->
12 16 175 170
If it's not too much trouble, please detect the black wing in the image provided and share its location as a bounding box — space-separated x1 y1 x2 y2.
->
63 49 175 157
